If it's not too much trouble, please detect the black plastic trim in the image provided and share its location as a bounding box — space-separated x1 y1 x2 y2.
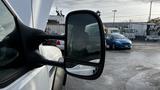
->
0 67 29 88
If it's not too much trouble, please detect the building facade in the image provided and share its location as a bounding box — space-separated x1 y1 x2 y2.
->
104 22 147 37
45 15 65 34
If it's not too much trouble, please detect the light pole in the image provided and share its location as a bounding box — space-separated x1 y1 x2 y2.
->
148 1 153 21
112 10 117 26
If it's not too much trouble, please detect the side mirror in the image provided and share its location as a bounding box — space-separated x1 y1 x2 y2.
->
64 10 105 80
2 6 105 80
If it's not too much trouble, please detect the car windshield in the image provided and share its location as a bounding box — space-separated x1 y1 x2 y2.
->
111 30 119 33
112 34 126 39
51 0 160 90
0 1 15 41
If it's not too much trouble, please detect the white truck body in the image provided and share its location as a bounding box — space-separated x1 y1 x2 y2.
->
130 23 147 37
107 27 120 34
122 28 135 40
6 0 53 30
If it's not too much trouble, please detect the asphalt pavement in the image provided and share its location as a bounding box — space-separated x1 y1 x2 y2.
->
63 42 160 90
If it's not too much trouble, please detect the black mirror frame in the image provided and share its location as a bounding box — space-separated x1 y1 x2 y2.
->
64 10 105 80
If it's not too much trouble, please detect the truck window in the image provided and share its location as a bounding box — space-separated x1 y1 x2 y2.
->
0 1 28 88
0 1 15 41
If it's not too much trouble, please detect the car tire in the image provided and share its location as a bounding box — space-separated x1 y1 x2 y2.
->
109 45 112 49
128 48 131 50
112 44 116 50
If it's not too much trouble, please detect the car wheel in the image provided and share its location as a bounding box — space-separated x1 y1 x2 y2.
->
112 44 116 49
128 47 131 50
109 45 112 49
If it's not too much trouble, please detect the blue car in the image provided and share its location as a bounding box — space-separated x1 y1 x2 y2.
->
106 33 132 49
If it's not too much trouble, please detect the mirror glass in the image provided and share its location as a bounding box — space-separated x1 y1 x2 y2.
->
66 13 101 76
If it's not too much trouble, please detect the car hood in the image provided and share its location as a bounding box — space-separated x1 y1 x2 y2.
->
114 39 132 44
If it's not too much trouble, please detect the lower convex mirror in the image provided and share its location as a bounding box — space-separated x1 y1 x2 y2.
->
66 59 100 76
64 10 105 80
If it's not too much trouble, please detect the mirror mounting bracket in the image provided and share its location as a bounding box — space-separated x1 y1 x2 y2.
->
26 51 64 68
38 35 65 40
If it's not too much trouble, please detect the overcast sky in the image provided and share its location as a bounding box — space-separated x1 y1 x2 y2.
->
50 0 160 22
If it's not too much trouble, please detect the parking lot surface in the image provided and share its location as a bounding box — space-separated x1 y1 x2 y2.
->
63 42 160 90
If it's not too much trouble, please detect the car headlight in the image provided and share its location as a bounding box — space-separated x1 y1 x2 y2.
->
129 41 132 44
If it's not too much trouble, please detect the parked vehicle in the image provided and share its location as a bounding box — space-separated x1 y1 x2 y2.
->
106 33 132 49
56 33 65 51
121 28 135 40
0 1 105 90
43 31 59 45
56 40 64 50
85 23 101 53
107 27 120 34
146 23 160 41
146 35 160 41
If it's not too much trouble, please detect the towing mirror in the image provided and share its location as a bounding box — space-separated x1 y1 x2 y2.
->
64 10 105 80
2 4 105 80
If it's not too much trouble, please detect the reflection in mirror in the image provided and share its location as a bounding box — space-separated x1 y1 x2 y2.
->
66 13 101 76
66 62 98 76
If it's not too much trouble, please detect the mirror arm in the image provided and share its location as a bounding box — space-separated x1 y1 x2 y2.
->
38 35 65 40
27 52 64 68
40 59 64 68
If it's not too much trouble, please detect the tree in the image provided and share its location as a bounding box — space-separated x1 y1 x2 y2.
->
147 17 160 36
148 17 160 24
96 10 101 16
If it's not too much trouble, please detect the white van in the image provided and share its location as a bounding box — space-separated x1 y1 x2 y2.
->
107 27 120 34
122 28 135 40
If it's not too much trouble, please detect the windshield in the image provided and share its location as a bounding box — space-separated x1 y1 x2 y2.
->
112 34 126 39
0 1 15 41
111 30 119 33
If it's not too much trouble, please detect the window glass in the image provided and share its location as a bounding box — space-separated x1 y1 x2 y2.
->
112 34 126 39
0 1 26 88
0 1 15 41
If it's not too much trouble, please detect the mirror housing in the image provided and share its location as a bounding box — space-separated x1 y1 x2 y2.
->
64 10 105 80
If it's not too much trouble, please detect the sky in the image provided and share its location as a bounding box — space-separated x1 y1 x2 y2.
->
50 0 160 22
